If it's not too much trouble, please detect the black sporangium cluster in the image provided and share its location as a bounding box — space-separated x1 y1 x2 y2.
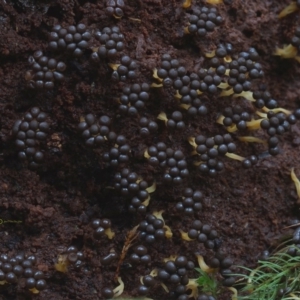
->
25 23 93 92
187 6 223 37
196 67 222 94
114 168 140 196
139 214 166 244
137 274 156 296
146 143 189 184
222 105 252 130
139 117 158 137
185 220 219 250
166 111 186 130
48 24 91 57
157 256 195 299
113 168 152 213
92 26 125 61
25 50 66 90
55 246 84 272
226 48 263 93
78 114 112 147
258 110 299 156
212 251 235 287
176 188 203 215
0 253 46 293
179 83 208 117
105 0 125 18
91 218 113 239
253 90 278 109
119 83 150 116
103 135 131 167
129 245 151 265
111 55 138 81
156 54 188 88
65 246 84 268
12 107 49 169
193 134 236 177
180 221 235 287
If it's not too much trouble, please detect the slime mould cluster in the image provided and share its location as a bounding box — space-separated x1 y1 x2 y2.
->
2 0 300 299
0 253 46 294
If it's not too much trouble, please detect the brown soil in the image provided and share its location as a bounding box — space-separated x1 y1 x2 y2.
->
0 0 300 299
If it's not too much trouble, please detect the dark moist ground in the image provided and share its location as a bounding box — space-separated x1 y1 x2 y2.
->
1 0 300 299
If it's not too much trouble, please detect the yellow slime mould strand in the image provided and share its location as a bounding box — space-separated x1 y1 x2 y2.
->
224 55 232 63
108 63 120 71
163 255 177 262
205 50 216 58
256 111 268 118
55 254 69 273
225 69 230 76
291 168 300 199
191 149 197 155
226 124 238 133
194 161 202 166
188 137 197 148
180 104 191 110
216 115 225 125
180 230 193 241
150 269 158 277
295 56 300 63
151 82 163 88
0 280 7 285
128 17 141 22
152 68 163 81
278 1 298 18
262 107 292 115
144 149 150 159
146 181 156 193
220 88 234 97
153 210 164 220
196 255 216 273
105 228 115 239
225 153 245 162
186 279 199 299
206 0 223 4
238 136 267 144
164 225 173 239
142 196 150 207
161 283 169 293
182 0 192 8
184 26 190 34
113 14 122 19
174 90 182 100
153 210 172 239
246 119 265 130
274 44 298 58
232 91 255 102
29 287 40 294
157 112 168 125
218 82 230 89
228 287 238 300
113 277 124 298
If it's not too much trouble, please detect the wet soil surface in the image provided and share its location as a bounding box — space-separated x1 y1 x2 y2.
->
1 0 300 299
